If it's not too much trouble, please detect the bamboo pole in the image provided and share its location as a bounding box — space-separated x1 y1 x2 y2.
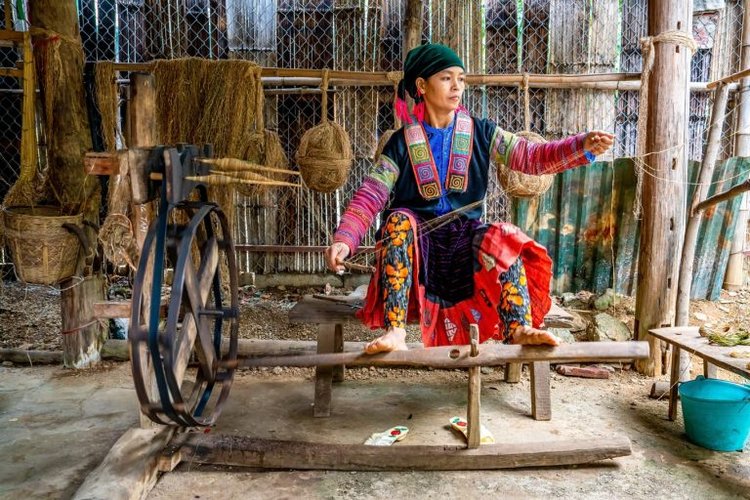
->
723 2 750 291
675 82 730 381
706 67 750 89
635 1 692 377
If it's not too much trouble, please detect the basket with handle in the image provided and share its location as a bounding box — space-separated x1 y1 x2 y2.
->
2 206 86 285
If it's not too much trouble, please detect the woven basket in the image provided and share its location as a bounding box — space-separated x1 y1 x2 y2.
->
497 131 554 198
2 206 83 285
295 121 353 193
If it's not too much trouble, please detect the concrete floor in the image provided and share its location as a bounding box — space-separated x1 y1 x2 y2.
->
0 363 748 499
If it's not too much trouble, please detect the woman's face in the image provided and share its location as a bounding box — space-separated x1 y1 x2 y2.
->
416 66 466 114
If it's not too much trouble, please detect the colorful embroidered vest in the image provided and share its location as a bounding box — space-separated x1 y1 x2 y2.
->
403 109 474 200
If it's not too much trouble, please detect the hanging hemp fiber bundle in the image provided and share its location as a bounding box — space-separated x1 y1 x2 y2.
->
497 131 554 198
295 71 354 193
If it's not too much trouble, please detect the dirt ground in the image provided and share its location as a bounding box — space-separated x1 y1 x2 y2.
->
0 279 749 499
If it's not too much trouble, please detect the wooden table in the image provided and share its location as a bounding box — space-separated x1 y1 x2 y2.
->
649 326 750 421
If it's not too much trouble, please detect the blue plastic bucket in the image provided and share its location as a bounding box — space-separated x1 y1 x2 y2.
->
679 376 750 452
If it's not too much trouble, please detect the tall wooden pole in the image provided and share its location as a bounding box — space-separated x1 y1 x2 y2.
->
635 1 692 376
723 1 750 290
404 0 423 59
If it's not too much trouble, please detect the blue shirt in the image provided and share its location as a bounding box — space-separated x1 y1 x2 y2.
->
423 119 455 216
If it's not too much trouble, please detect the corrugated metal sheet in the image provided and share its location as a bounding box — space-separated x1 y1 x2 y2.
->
511 157 750 299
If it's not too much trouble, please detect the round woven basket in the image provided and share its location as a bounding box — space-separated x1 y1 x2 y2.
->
497 131 554 198
374 129 396 161
295 121 353 193
2 206 83 285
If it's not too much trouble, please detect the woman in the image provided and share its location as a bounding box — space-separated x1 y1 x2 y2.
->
325 43 613 354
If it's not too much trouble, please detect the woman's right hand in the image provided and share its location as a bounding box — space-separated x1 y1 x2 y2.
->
325 242 351 273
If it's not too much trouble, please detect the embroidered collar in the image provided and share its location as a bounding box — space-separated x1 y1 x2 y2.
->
403 109 473 200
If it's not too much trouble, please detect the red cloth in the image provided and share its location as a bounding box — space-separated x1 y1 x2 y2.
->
357 212 553 346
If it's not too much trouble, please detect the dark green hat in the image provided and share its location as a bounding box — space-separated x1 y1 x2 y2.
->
398 43 465 101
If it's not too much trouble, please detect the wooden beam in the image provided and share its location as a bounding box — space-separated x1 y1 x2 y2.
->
84 151 120 176
230 341 650 370
0 29 22 41
170 433 633 470
4 1 11 31
236 244 375 253
0 348 62 365
530 362 551 421
73 426 175 500
634 1 692 376
0 67 22 77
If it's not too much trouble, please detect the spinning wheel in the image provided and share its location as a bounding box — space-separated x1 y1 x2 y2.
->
129 146 239 426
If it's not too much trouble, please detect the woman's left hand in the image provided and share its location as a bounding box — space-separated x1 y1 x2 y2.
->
584 130 615 156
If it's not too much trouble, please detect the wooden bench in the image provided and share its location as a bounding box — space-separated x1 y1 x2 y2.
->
649 326 750 421
289 294 649 419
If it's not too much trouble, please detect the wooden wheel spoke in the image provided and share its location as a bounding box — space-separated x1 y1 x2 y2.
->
181 257 216 380
198 236 220 295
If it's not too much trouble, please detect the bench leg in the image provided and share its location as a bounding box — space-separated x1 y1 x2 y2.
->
530 361 551 421
504 362 522 383
314 323 340 417
668 345 681 421
332 323 345 383
703 359 717 379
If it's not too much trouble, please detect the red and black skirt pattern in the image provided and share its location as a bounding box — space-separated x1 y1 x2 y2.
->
357 209 553 347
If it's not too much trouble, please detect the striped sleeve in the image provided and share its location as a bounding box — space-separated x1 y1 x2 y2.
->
489 127 590 176
333 154 399 254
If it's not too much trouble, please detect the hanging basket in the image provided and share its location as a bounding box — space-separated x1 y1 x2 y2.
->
296 120 353 193
497 131 555 198
2 206 84 285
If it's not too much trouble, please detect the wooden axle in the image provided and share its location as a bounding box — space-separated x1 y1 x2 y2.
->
225 341 650 370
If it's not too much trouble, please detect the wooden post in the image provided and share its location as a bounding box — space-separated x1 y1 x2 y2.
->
675 82 730 381
20 30 37 183
4 0 11 30
635 1 692 376
61 275 107 368
126 73 157 255
404 0 423 59
530 361 551 421
723 3 750 290
313 323 342 417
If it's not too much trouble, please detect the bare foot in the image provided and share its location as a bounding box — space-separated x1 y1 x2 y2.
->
364 328 408 354
511 325 560 346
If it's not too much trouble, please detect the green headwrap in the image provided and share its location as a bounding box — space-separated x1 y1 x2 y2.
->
398 43 465 101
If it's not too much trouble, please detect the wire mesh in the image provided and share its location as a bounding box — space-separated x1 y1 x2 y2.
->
0 0 746 274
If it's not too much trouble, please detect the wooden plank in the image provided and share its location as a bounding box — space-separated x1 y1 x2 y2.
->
649 327 750 380
0 67 22 77
466 324 481 449
314 324 337 417
530 361 551 421
172 433 632 470
93 299 167 319
84 152 120 176
72 426 175 500
232 341 650 370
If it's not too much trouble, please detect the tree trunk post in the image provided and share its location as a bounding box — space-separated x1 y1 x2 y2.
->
723 3 750 290
635 1 692 376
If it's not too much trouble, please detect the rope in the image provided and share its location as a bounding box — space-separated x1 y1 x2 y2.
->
634 29 698 219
